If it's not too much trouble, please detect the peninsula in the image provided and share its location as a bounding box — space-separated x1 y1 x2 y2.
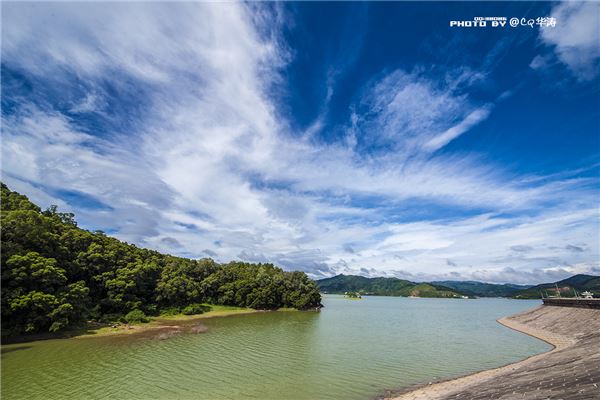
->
1 184 322 340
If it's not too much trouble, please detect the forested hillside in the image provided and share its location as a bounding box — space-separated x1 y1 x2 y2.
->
512 274 600 299
432 281 531 297
1 184 321 336
317 274 467 298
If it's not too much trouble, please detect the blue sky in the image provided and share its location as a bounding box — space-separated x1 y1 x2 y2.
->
2 1 599 284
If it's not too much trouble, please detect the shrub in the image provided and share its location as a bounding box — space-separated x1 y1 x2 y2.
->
145 304 158 316
123 309 149 324
182 304 211 315
160 307 181 316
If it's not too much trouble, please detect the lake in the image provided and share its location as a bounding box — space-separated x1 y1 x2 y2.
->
1 296 549 400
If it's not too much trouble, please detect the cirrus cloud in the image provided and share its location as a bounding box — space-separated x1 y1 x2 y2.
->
1 2 598 284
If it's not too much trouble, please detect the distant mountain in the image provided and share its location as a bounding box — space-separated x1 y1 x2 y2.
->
432 281 531 298
317 274 600 299
316 275 468 298
512 274 600 299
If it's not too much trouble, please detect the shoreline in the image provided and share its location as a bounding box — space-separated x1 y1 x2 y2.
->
2 307 268 344
385 305 599 400
78 308 265 340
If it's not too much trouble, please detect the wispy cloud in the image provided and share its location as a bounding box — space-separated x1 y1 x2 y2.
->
352 69 481 155
2 105 174 239
1 2 598 284
423 106 492 152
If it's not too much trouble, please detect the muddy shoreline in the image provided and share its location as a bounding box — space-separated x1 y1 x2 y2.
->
2 308 264 344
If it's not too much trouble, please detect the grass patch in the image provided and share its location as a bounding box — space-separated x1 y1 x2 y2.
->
156 304 255 321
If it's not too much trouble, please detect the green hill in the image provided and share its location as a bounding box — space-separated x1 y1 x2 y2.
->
1 184 321 336
512 274 600 299
318 274 600 299
316 274 468 298
432 281 531 297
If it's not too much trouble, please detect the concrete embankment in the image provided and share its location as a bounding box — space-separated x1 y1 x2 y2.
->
387 305 600 400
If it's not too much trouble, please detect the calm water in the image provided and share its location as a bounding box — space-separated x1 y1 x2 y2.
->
1 296 549 400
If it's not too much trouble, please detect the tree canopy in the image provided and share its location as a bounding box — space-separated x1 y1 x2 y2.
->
317 274 467 298
1 184 322 336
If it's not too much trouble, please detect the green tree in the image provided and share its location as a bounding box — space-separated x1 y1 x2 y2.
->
4 252 67 292
155 258 217 306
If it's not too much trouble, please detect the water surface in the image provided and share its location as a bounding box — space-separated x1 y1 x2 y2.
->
1 296 550 400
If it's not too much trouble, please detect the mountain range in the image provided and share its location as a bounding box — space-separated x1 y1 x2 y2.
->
431 281 531 298
316 275 469 298
316 274 600 299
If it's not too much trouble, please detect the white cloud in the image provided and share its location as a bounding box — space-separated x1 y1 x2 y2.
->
355 70 471 155
529 54 551 71
70 92 106 114
351 67 500 158
1 106 174 240
423 106 492 152
1 2 598 284
538 2 600 80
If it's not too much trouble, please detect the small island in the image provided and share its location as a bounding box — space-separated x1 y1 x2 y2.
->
344 291 362 299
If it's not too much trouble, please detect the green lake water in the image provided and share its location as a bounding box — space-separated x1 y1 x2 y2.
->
1 296 550 400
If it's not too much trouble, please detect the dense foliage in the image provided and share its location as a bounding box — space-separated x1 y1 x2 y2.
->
1 184 322 336
317 274 467 298
512 274 600 299
432 281 532 298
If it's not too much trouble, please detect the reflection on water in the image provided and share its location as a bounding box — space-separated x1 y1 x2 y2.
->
1 297 549 400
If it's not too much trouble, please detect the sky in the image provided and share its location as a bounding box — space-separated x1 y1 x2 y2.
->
1 1 599 284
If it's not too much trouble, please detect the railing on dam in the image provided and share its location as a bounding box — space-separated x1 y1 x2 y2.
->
542 298 600 309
